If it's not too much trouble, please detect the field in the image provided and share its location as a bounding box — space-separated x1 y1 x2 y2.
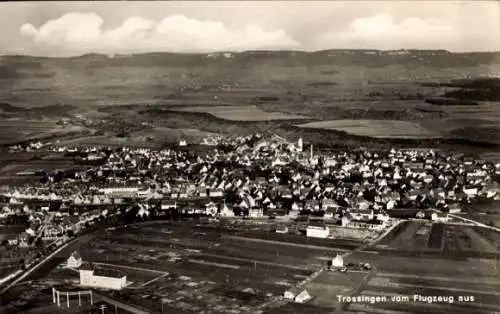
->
37 221 358 313
171 105 309 121
332 219 500 313
0 225 26 278
303 270 370 310
0 119 87 146
55 126 218 148
1 52 500 149
461 201 500 228
372 220 500 258
343 251 500 314
0 151 86 186
297 119 440 138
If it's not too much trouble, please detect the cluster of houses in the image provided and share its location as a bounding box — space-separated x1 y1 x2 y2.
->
1 134 500 244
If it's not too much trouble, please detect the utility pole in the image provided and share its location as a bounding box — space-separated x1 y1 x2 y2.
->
99 304 107 314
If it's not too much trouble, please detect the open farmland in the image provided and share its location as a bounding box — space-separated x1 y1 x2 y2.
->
1 52 500 148
371 220 500 258
344 250 500 314
0 159 79 176
0 120 59 145
461 201 500 228
0 225 25 239
303 270 370 310
297 119 440 138
171 105 309 121
55 127 219 148
0 119 88 146
41 221 355 313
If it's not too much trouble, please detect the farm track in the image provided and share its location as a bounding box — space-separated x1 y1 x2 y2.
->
427 223 444 250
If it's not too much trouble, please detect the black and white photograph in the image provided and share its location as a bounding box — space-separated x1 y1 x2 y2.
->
0 1 499 313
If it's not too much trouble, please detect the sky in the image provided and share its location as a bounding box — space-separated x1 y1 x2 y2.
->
0 1 499 56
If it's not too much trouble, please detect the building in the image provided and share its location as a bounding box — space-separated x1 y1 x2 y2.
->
330 254 344 268
219 202 234 217
275 225 288 234
161 200 177 211
297 138 303 152
306 221 330 238
209 189 224 198
100 187 139 198
79 263 127 290
66 251 82 269
284 288 311 303
431 212 450 223
348 209 374 221
447 203 461 214
248 208 264 218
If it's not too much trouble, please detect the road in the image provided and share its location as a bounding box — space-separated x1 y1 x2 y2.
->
431 208 500 232
0 233 95 295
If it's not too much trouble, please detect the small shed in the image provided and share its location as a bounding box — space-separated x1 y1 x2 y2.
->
67 251 83 269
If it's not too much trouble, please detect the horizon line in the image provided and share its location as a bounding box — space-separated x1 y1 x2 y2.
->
2 48 500 58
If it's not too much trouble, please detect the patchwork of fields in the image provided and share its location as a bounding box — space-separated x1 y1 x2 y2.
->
54 127 219 149
372 221 500 258
171 105 309 121
297 119 440 138
344 252 500 314
0 119 88 146
44 222 352 313
310 220 500 314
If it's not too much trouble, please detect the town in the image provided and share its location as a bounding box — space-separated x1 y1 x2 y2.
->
1 132 500 313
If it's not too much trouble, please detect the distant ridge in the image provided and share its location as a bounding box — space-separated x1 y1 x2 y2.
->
2 50 499 69
2 49 500 59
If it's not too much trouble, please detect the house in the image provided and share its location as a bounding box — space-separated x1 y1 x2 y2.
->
423 175 434 184
291 201 303 212
219 202 234 217
284 288 311 303
330 254 344 268
274 225 288 234
170 190 179 199
348 209 374 221
447 203 461 213
306 220 330 238
178 189 188 199
355 197 371 210
209 189 224 198
484 182 500 198
79 263 127 290
321 198 338 211
198 188 208 198
66 251 82 268
324 208 337 219
279 187 293 199
304 200 320 212
385 199 396 210
248 208 264 218
463 186 478 197
376 212 390 223
431 212 450 223
161 200 177 211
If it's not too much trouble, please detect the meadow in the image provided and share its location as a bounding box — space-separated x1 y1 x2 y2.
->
297 119 439 138
171 105 308 121
1 51 500 149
